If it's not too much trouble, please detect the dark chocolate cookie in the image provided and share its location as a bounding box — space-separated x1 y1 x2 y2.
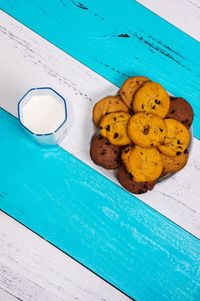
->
90 135 122 169
118 164 156 194
166 97 193 128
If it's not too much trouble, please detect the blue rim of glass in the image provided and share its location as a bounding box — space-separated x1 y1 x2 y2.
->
18 87 67 136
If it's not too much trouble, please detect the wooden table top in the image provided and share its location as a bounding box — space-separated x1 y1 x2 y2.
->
0 1 200 300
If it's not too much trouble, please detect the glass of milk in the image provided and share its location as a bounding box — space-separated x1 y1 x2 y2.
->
18 87 69 145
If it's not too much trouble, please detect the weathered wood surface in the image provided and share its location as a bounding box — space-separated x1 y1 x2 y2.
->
0 11 199 238
137 0 200 41
0 1 200 300
0 212 131 301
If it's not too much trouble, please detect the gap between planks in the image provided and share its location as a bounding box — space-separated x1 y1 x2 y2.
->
0 211 131 301
0 11 199 238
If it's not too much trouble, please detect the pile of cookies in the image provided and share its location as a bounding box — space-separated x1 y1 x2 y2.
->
90 76 193 194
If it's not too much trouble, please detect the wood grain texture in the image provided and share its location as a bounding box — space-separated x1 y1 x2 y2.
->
0 5 200 301
1 99 200 301
0 11 200 238
0 290 17 301
0 212 131 301
1 0 200 138
137 0 200 41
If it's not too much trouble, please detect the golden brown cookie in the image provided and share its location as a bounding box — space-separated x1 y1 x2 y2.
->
93 96 129 126
121 146 132 166
158 119 190 157
133 82 170 118
119 76 150 109
100 112 131 146
122 145 163 182
127 113 167 148
160 150 189 174
118 164 156 194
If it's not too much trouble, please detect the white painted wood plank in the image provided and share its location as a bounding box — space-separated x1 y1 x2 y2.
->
0 11 200 238
0 289 18 301
137 0 200 42
0 211 131 301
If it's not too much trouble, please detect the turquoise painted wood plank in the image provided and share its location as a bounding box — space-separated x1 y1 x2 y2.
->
0 109 200 301
0 0 200 138
1 1 200 300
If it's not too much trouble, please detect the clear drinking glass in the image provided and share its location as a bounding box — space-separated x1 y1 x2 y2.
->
18 87 69 145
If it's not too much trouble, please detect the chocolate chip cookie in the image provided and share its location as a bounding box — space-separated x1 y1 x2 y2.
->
127 112 167 148
133 82 170 118
122 145 163 182
100 112 131 146
158 119 190 157
119 76 150 109
118 164 156 194
166 97 193 129
93 95 129 126
90 135 122 169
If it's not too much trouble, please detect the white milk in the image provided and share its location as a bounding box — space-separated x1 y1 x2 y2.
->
21 94 66 134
